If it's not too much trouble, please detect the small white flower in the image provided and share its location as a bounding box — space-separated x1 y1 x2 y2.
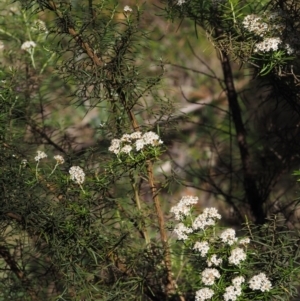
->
193 241 210 257
170 195 198 220
254 37 282 53
249 273 272 292
207 254 222 267
193 207 221 230
228 247 247 266
203 207 221 220
108 139 121 155
121 133 132 142
21 41 36 52
109 131 163 155
201 268 220 286
176 0 186 5
69 166 85 185
130 131 142 139
120 145 132 154
173 223 193 240
223 285 242 301
124 5 132 12
54 155 64 165
135 138 145 151
220 228 237 245
232 276 245 287
35 150 47 162
285 43 295 55
195 287 214 301
239 237 250 246
242 14 269 37
142 131 163 147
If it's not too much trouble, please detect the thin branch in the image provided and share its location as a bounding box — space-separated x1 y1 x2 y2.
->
119 87 184 300
0 245 39 301
47 1 103 67
215 27 265 224
29 122 67 154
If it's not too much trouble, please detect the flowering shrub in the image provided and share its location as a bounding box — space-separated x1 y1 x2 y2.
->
168 0 300 76
108 131 164 160
0 0 299 300
170 196 298 300
242 12 299 55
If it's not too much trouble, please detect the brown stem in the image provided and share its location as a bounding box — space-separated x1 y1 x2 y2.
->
117 86 183 298
47 1 103 67
217 40 265 224
131 175 151 245
146 160 184 300
0 245 39 301
117 87 183 298
6 212 22 222
39 2 182 298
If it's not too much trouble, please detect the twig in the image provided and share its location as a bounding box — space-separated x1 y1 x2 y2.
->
47 1 103 67
146 160 185 300
215 28 265 224
130 173 151 245
0 245 39 301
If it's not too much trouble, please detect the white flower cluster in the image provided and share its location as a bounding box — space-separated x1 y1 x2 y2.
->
170 195 199 220
222 276 245 300
232 276 245 287
195 287 214 301
242 15 269 37
201 268 220 286
170 197 272 300
69 166 85 185
228 247 247 266
124 5 132 12
176 0 186 5
33 150 85 187
193 241 210 257
220 228 238 245
108 131 163 155
35 150 47 162
207 254 222 267
243 10 300 54
173 223 193 241
54 155 64 165
21 41 36 52
254 37 282 53
34 151 65 165
170 196 221 240
223 285 242 301
249 272 272 292
239 237 250 245
192 207 221 230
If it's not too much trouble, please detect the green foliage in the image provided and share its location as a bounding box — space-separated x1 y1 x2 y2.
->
0 0 299 300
